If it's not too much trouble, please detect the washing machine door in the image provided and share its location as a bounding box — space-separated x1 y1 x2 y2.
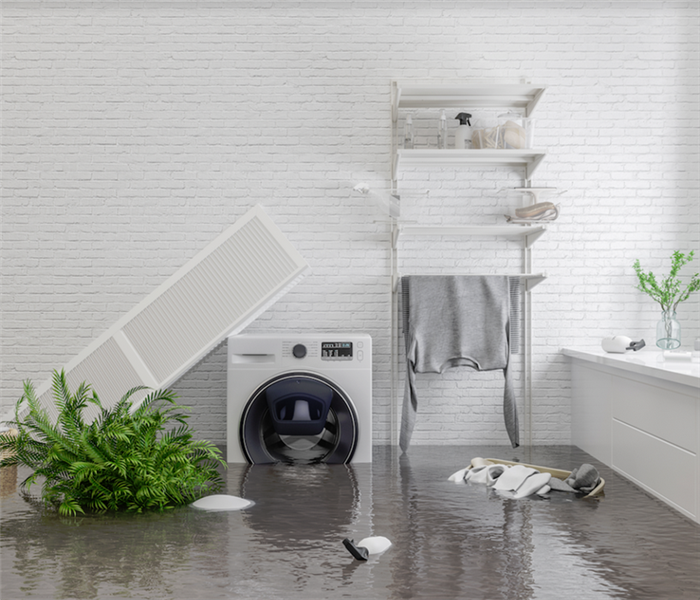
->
240 372 359 464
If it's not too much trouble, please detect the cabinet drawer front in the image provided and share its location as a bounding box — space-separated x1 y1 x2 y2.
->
612 375 697 453
612 420 696 518
571 363 612 464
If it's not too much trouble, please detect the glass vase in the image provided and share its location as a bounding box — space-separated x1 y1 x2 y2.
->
656 310 680 350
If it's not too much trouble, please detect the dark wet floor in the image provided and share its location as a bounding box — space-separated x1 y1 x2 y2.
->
2 445 699 600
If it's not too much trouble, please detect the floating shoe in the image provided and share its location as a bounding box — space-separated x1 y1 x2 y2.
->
343 536 392 561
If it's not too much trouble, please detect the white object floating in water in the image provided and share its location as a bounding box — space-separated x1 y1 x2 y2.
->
191 494 253 511
492 465 538 492
513 472 552 499
357 536 392 556
448 467 470 482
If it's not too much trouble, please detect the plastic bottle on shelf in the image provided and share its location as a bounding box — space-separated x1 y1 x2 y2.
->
454 112 472 149
437 109 447 149
403 114 414 149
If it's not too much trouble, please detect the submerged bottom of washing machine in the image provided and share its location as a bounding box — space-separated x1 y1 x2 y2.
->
227 334 372 464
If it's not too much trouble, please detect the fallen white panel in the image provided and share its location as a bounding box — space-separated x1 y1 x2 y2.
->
19 205 308 421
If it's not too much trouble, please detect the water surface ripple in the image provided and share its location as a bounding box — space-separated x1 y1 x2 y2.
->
2 445 699 599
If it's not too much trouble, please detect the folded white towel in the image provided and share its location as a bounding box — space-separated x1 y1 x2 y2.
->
513 472 551 499
486 465 507 487
492 465 538 492
466 464 507 485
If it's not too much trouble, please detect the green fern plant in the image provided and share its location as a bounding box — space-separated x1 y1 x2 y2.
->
0 370 225 516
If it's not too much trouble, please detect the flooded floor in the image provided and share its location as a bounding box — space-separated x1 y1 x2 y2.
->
2 444 699 600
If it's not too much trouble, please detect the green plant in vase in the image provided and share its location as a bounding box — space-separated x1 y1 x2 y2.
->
0 370 226 515
633 250 700 349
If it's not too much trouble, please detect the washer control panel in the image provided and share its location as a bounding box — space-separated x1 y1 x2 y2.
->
280 339 366 363
321 341 353 360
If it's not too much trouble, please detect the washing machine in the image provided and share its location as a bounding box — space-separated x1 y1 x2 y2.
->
227 333 372 464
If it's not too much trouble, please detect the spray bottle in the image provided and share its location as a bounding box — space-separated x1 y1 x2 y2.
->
455 112 472 149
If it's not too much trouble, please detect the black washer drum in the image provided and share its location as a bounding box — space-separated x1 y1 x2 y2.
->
239 372 359 464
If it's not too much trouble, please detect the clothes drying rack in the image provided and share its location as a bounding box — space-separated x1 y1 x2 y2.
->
389 220 548 449
386 79 554 449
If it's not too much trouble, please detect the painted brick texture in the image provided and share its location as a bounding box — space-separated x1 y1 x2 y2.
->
2 2 698 447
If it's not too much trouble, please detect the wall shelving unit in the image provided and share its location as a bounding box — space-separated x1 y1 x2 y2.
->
389 80 551 447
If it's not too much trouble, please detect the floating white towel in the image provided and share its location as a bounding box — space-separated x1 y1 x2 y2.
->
536 485 551 496
448 467 471 483
513 472 551 499
492 465 538 492
465 464 507 485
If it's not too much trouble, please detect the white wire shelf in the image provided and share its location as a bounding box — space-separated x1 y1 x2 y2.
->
391 223 547 249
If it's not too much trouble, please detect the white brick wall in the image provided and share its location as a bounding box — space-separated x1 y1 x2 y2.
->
2 2 698 448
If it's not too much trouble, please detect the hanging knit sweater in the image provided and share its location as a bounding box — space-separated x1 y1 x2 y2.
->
400 275 519 451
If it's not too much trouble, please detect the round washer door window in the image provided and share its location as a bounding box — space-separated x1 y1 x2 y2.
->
239 373 358 464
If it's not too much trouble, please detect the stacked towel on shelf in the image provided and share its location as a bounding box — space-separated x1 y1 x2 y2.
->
400 275 519 451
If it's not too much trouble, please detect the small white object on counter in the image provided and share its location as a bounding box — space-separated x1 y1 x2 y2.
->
601 336 634 353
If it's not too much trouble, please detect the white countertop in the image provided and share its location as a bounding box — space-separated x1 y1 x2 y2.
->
562 347 700 389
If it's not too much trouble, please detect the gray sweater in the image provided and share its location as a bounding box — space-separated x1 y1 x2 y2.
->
400 275 519 451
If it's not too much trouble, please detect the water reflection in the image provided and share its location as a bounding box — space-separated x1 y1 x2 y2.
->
1 447 699 600
1 484 231 599
239 463 361 547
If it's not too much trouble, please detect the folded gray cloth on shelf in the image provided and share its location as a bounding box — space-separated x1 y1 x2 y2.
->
400 275 519 452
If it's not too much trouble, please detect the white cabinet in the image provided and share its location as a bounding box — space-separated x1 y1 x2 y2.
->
565 348 700 523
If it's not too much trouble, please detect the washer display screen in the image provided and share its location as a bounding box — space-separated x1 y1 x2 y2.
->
321 342 352 359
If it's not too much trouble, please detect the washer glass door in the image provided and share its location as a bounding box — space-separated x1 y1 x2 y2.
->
240 373 358 464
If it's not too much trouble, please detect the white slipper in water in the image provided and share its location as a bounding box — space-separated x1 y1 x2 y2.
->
190 494 254 511
343 536 392 561
492 465 538 492
358 536 392 555
513 472 551 499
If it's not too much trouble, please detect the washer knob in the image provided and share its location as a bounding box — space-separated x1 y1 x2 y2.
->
292 344 307 359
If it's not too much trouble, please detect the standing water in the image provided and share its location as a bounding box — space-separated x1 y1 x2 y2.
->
2 445 699 599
